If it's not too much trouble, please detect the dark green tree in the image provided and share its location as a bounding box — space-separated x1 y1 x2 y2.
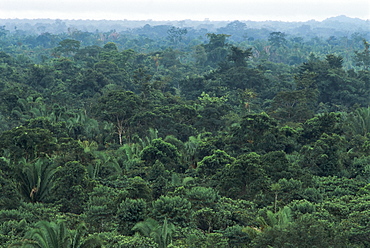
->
51 161 90 214
152 195 191 227
354 39 370 70
117 198 147 235
94 90 142 144
55 39 81 56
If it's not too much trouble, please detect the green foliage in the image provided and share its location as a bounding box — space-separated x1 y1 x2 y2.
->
70 222 103 248
344 107 370 137
0 168 21 209
98 232 158 248
300 133 347 176
220 152 267 199
227 113 284 154
196 149 235 177
25 220 70 248
218 225 250 247
249 214 347 248
55 39 81 56
51 161 90 214
203 33 230 66
301 112 344 143
152 195 191 227
1 21 370 248
125 176 152 201
84 185 121 232
117 198 147 235
0 219 29 246
16 158 56 203
132 218 175 248
12 221 102 248
270 72 318 123
192 207 231 233
261 151 295 182
94 90 142 144
186 186 220 209
354 39 370 70
0 126 58 161
140 138 182 172
289 199 317 217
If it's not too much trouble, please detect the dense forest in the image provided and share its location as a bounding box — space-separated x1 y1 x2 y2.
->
0 16 370 247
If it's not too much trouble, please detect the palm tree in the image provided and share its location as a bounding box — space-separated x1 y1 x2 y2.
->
136 127 159 149
118 143 142 172
132 218 175 248
16 158 57 203
87 151 121 179
344 107 370 136
11 221 102 248
26 221 70 248
66 110 100 141
70 222 102 248
183 134 202 168
244 206 292 239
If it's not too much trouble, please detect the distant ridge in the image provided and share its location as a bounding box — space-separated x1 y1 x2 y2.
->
323 15 369 23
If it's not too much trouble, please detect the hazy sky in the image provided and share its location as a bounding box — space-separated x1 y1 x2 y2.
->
1 0 369 21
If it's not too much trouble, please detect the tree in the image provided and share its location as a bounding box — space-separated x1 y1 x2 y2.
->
268 32 287 62
203 33 231 66
51 161 90 214
25 221 70 248
152 195 191 227
354 39 370 70
326 54 343 69
96 232 158 248
220 152 268 199
300 133 347 176
167 26 187 45
16 158 56 203
270 89 316 123
70 68 109 98
94 90 142 144
227 113 285 154
186 186 220 210
217 20 247 42
344 107 370 137
117 198 147 235
0 164 21 209
261 151 296 182
193 207 227 233
140 138 182 172
300 112 344 144
125 176 152 201
85 185 121 233
55 39 81 56
132 218 175 248
227 46 252 67
298 54 369 108
249 213 347 248
196 149 235 177
195 92 231 133
70 222 102 248
0 126 58 161
17 221 102 248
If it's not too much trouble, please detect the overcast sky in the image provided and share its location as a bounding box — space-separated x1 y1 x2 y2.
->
1 0 369 21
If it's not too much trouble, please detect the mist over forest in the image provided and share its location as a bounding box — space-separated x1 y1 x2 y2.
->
2 15 369 37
